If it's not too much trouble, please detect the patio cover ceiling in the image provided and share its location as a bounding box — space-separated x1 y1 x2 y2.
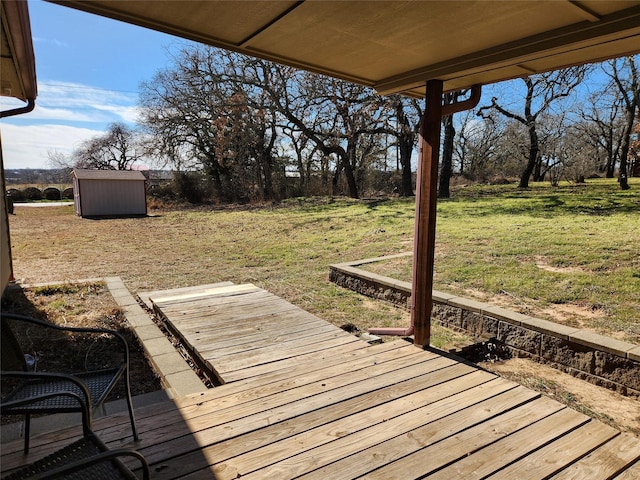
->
2 0 639 335
51 0 640 97
1 0 37 103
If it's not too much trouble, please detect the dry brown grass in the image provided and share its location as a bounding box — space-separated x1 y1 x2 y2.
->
1 281 163 406
8 201 415 335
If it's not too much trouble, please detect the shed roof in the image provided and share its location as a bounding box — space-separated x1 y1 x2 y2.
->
72 169 147 181
52 0 640 97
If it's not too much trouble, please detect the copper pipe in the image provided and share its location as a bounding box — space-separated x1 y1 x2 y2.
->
369 84 482 343
441 84 481 116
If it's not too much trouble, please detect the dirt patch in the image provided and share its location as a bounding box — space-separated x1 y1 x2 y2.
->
540 303 604 328
534 256 586 274
479 357 640 438
462 287 612 335
1 281 163 423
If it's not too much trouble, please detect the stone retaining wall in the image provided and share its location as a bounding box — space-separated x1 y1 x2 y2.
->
330 258 640 396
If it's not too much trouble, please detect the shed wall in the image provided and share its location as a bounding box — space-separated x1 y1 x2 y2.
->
77 179 146 217
73 174 81 216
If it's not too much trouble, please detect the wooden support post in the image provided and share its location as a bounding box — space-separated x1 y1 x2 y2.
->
412 79 443 348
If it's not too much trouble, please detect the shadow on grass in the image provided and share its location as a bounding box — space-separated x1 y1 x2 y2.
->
1 284 162 398
440 185 639 217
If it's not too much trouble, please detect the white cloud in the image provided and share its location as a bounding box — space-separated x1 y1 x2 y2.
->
41 82 130 100
0 81 139 125
33 36 69 49
0 80 140 168
26 105 110 123
89 103 142 124
37 82 139 124
1 124 104 169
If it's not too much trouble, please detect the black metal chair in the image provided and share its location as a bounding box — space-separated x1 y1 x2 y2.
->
1 395 149 480
2 434 150 479
1 313 139 453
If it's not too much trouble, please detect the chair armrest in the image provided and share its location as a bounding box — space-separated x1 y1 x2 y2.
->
2 431 150 480
39 447 151 480
0 390 92 436
0 389 88 414
1 371 93 413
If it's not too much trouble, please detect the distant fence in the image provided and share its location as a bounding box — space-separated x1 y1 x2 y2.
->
6 186 73 202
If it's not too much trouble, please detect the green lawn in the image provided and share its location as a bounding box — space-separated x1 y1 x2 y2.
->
363 178 640 343
8 177 639 345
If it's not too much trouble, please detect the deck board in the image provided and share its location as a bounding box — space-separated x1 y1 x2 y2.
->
297 387 548 480
487 421 620 480
3 283 639 479
550 434 640 479
612 462 640 479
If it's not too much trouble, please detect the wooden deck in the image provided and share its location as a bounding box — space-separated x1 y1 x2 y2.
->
149 283 365 384
2 284 639 479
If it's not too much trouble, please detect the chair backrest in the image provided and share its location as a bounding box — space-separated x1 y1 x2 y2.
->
1 317 27 372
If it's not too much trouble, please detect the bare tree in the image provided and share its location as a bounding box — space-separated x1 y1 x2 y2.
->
384 95 422 197
555 124 600 183
140 46 280 202
455 111 505 181
439 90 471 198
605 55 640 190
235 54 388 199
317 77 388 198
72 123 143 170
47 149 71 169
478 66 588 188
577 90 624 178
45 150 73 184
141 44 410 201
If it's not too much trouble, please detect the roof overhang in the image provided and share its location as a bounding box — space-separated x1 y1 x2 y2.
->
51 0 640 97
1 0 37 110
72 168 148 181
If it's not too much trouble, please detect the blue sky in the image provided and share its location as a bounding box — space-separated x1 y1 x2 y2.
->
0 0 190 170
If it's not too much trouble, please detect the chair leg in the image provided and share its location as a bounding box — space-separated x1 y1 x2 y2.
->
81 403 92 437
124 378 139 441
23 413 30 454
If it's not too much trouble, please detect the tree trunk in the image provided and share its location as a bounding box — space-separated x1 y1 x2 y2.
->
258 125 277 200
439 115 455 198
532 155 544 182
605 147 616 177
608 57 639 189
394 100 416 197
606 162 616 178
398 134 414 196
618 115 633 190
260 155 275 200
344 145 359 199
204 156 223 202
519 124 539 188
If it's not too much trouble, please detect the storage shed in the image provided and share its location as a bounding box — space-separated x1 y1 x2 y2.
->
72 169 147 218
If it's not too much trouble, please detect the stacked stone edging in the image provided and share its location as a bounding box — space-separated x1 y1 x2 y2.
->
330 260 640 396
